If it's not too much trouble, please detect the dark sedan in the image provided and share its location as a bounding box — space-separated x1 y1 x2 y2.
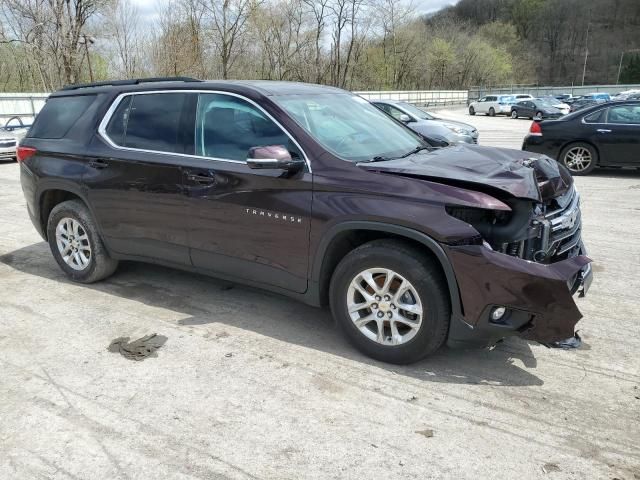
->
522 101 640 175
510 99 563 120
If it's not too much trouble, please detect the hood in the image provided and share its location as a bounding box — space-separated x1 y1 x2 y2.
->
433 118 476 132
358 144 571 202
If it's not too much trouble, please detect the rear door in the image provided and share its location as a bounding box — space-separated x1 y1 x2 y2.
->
183 92 313 293
87 91 196 264
595 105 640 165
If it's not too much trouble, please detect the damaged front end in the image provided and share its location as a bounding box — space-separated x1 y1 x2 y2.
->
441 157 593 348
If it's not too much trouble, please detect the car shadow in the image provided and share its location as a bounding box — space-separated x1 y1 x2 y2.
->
1 241 544 387
587 168 640 178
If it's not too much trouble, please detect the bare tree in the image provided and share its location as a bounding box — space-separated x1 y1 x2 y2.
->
106 0 144 78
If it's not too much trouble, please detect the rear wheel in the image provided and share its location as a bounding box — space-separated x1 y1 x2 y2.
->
534 111 543 120
559 142 597 176
469 106 475 116
329 240 450 364
47 199 118 283
489 107 496 117
511 109 518 119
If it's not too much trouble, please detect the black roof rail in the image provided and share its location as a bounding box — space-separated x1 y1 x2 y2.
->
61 77 202 91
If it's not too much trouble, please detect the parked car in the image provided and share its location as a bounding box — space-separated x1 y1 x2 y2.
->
468 95 515 116
555 94 574 102
0 116 31 161
569 98 600 113
18 77 592 364
510 99 563 120
372 99 479 144
523 101 640 175
612 89 640 101
513 94 534 101
581 92 611 102
537 96 570 115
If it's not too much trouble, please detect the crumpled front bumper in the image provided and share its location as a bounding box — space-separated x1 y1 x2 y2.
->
445 243 592 348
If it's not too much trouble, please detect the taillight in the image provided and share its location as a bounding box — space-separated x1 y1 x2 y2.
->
529 122 543 136
16 146 37 162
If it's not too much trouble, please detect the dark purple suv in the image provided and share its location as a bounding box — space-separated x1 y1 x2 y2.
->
18 78 592 364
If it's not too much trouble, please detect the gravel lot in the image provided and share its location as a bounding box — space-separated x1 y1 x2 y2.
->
1 108 639 480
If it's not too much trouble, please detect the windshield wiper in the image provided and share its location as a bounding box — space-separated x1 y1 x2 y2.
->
356 155 393 164
399 145 431 158
356 145 430 165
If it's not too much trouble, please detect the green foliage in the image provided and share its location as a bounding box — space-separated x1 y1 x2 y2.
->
620 54 640 84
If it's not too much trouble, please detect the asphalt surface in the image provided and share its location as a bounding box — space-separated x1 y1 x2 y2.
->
1 109 639 479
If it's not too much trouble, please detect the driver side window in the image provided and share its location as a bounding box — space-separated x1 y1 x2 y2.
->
385 105 406 121
196 93 301 162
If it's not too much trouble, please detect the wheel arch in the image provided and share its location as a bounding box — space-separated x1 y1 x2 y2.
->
37 182 90 240
311 221 462 319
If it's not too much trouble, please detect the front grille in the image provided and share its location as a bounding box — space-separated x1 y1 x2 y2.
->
501 186 582 263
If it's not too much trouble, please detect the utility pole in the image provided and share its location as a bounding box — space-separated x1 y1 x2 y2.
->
581 21 590 87
80 34 95 82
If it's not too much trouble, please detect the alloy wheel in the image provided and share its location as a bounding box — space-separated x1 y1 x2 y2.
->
564 147 592 173
347 268 423 346
55 217 92 271
511 110 518 119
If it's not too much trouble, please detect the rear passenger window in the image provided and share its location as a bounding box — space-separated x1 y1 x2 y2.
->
104 93 190 153
195 93 302 162
28 95 96 139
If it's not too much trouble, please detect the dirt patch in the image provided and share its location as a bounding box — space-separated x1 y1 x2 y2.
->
108 334 168 361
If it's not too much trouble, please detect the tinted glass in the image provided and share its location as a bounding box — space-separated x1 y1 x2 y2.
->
196 93 301 161
105 96 132 145
583 110 604 123
607 105 640 124
28 95 96 139
273 93 425 162
385 105 407 121
117 93 189 152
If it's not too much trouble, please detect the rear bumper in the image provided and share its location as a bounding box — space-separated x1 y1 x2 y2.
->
446 242 592 348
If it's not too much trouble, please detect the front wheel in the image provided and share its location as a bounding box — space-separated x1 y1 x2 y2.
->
489 107 496 117
511 110 518 119
47 199 118 283
329 240 450 364
559 142 598 175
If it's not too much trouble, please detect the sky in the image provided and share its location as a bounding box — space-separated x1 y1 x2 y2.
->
130 0 459 21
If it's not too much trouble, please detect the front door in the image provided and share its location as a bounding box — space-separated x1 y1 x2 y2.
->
184 92 312 293
596 105 640 165
86 91 196 264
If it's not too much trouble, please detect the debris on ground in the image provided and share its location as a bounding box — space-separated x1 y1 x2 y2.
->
545 331 582 349
415 429 434 438
108 334 167 361
542 462 561 474
407 395 418 402
225 352 233 358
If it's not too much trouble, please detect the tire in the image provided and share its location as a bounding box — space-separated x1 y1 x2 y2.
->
329 239 450 364
534 111 543 120
469 106 475 115
489 107 496 117
559 142 598 176
511 109 518 119
47 199 118 283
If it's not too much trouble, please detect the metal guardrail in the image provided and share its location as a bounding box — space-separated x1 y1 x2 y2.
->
0 93 49 125
355 90 468 107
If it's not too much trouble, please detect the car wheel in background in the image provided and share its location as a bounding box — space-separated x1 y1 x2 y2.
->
47 199 119 283
559 142 598 176
489 107 496 117
534 111 543 120
329 239 450 364
511 110 518 119
469 106 475 115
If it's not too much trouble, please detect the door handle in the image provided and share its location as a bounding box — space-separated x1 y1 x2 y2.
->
597 129 611 133
88 159 109 169
186 173 216 185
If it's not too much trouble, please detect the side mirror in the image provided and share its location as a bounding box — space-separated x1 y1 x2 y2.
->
399 114 413 123
246 145 305 171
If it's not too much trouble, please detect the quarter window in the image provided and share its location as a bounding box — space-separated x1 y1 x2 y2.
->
28 95 96 139
195 93 301 162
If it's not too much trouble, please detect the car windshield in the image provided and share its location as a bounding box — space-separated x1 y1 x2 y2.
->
273 94 427 162
397 102 435 120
